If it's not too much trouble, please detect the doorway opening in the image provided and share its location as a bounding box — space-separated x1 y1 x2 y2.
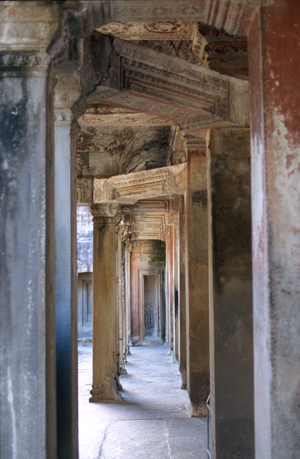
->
144 274 159 339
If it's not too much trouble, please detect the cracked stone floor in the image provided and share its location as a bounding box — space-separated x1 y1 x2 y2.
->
78 344 207 459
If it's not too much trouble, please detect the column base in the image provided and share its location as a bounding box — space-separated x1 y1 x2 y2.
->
119 366 128 375
180 371 187 390
89 382 122 403
126 345 131 355
189 401 206 418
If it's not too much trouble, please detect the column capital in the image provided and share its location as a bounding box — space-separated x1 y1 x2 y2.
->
54 70 84 116
89 203 120 223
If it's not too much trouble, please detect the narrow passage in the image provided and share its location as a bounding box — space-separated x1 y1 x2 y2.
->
78 345 207 459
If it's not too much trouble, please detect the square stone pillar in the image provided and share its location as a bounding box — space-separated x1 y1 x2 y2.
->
89 203 121 402
207 129 254 459
124 237 132 354
168 224 175 359
186 147 210 416
117 222 127 375
172 211 180 363
54 109 79 459
179 196 187 389
248 3 300 458
163 231 170 345
0 46 58 459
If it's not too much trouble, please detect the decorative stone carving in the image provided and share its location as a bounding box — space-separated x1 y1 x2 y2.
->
77 177 93 205
54 110 73 124
99 39 250 132
98 21 197 42
89 202 120 219
0 51 50 68
67 1 259 40
171 129 187 165
0 2 60 51
78 111 171 127
135 39 208 67
93 164 186 205
54 73 83 111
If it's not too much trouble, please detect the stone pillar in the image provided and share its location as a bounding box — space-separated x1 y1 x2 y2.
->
248 3 300 458
170 210 178 362
0 5 60 457
207 129 254 459
54 67 83 458
117 221 127 375
171 211 180 363
163 231 170 345
89 203 121 402
179 196 187 389
54 109 79 459
169 224 175 359
125 236 132 352
186 145 210 417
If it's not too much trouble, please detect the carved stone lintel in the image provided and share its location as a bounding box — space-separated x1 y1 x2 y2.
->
98 21 197 41
94 164 186 204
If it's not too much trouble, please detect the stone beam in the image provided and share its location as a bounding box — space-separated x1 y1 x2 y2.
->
98 39 249 133
93 164 186 205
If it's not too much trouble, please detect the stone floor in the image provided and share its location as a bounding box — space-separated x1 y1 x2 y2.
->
78 344 207 459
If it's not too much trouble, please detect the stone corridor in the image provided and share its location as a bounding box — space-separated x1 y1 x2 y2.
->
78 345 206 459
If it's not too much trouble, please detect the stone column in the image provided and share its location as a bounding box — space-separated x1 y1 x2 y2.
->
117 221 127 375
186 145 210 417
207 129 254 459
54 69 82 458
173 211 180 362
163 231 170 345
179 195 187 389
124 239 132 355
248 3 300 458
54 110 78 459
0 5 60 457
89 203 121 402
168 224 175 359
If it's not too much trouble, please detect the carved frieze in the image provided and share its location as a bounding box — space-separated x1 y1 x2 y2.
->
78 111 171 127
0 3 60 51
98 21 208 63
94 164 186 205
98 22 197 41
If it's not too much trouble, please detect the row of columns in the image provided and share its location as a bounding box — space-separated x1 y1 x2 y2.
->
1 1 300 458
86 128 253 459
